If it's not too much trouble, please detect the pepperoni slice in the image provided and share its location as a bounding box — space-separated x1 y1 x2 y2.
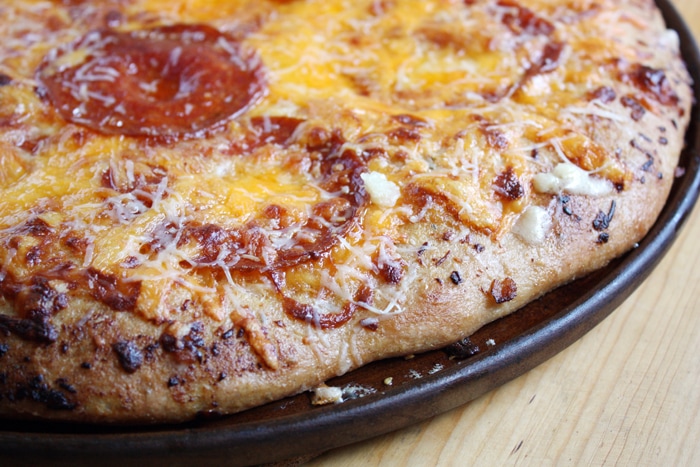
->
37 24 266 137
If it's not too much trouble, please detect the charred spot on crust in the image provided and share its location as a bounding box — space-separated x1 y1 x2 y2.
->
0 313 58 344
159 322 207 364
493 167 524 201
621 95 646 121
592 212 610 230
561 195 574 216
490 277 517 304
592 200 616 232
7 374 77 411
160 333 179 353
56 378 77 394
112 340 144 374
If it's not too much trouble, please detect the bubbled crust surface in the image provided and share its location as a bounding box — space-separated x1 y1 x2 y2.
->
0 0 693 423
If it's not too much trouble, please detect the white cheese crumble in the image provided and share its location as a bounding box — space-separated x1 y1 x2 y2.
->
360 172 401 207
512 206 551 245
310 384 343 405
342 384 376 400
658 28 680 51
533 163 612 196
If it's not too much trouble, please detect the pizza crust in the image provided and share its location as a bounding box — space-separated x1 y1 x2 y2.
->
0 0 693 423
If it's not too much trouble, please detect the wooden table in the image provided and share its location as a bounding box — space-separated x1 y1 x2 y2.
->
308 1 700 465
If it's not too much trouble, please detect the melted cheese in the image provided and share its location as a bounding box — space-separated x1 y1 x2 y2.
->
512 206 551 245
0 0 662 327
361 172 401 207
533 163 612 196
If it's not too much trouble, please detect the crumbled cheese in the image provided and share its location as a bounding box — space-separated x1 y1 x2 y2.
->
310 384 343 405
533 163 612 196
658 29 680 51
342 384 376 400
512 206 551 245
360 172 401 207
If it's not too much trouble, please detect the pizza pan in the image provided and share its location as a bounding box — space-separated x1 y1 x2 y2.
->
1 1 699 465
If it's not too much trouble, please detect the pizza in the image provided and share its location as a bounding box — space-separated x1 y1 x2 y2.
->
0 0 692 423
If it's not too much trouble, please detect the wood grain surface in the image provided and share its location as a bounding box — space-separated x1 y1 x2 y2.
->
307 1 700 465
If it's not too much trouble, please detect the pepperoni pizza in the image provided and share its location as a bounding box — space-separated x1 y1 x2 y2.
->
0 0 692 422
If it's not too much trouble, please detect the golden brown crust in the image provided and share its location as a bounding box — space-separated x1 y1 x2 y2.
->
0 0 693 423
